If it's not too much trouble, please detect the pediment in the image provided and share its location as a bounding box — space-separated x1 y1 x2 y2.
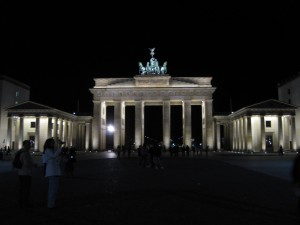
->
246 99 297 109
6 101 53 110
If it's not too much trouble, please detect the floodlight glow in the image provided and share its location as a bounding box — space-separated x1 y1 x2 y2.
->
107 125 115 133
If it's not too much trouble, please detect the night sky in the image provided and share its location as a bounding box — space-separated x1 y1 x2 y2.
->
1 2 300 116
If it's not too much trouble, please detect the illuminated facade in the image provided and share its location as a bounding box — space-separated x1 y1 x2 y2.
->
90 75 216 150
90 49 216 150
214 99 298 152
2 50 300 153
0 76 92 151
5 101 92 151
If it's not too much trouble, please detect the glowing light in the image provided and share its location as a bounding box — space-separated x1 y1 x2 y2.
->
107 125 115 133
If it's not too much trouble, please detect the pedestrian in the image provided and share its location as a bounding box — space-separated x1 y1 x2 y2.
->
64 147 77 177
292 150 300 210
16 140 37 208
205 145 209 156
42 138 63 209
279 145 284 156
116 145 121 158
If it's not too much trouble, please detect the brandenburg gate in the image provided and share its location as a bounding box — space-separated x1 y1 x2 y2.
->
90 49 216 150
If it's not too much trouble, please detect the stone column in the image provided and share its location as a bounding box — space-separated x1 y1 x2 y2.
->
183 101 191 147
65 120 69 147
282 116 289 150
202 100 213 149
202 101 206 148
114 101 121 149
100 101 107 150
135 101 144 148
260 116 265 151
68 121 73 147
278 115 283 148
35 116 40 150
216 122 221 150
80 124 85 149
121 102 126 148
163 101 171 150
58 118 63 141
77 124 82 149
92 102 100 150
18 116 24 149
246 116 252 150
47 117 52 138
292 116 296 150
14 117 20 151
241 118 245 150
53 117 58 142
85 122 91 150
7 117 12 148
236 119 241 150
68 122 73 147
62 120 68 143
232 120 237 150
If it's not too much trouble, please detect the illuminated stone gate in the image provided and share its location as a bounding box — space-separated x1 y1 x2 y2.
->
90 49 216 150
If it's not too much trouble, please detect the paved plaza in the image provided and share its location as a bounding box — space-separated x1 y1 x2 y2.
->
1 151 300 225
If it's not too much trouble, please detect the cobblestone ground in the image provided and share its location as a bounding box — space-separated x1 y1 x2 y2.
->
1 152 300 225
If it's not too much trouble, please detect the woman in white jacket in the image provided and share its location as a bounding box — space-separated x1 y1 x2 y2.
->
43 138 62 209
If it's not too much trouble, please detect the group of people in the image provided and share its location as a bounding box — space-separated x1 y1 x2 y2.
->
14 138 300 211
169 145 209 157
137 142 164 169
15 138 76 209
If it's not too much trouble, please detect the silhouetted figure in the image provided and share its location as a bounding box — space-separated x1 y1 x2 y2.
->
122 145 126 157
186 145 190 157
279 145 284 156
17 140 37 208
139 144 148 167
127 143 132 158
192 145 195 157
205 145 209 156
116 145 121 158
153 143 164 169
65 147 77 176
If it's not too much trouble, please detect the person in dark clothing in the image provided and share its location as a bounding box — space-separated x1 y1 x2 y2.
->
116 145 121 158
16 140 37 208
279 145 284 156
205 145 209 156
65 147 77 176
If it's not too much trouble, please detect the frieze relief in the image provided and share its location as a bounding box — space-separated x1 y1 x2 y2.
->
94 89 213 98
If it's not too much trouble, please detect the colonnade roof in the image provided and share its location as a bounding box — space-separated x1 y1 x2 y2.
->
5 101 78 120
228 99 298 118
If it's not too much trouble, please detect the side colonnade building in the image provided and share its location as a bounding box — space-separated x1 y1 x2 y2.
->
5 101 92 151
213 99 299 153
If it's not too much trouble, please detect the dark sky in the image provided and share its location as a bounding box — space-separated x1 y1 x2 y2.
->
1 1 300 115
